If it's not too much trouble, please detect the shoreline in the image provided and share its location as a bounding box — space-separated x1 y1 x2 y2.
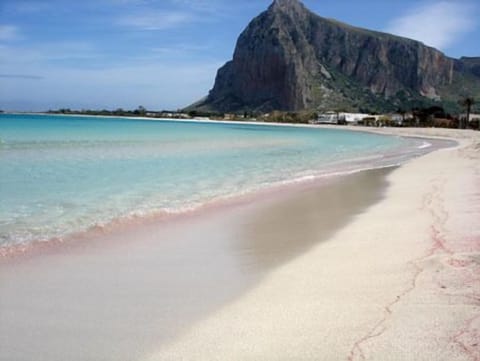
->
0 164 393 260
0 146 450 260
0 125 478 360
144 127 480 360
0 114 456 260
0 160 404 260
0 166 396 361
0 111 469 136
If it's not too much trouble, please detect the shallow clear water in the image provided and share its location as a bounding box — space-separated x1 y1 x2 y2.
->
0 114 415 247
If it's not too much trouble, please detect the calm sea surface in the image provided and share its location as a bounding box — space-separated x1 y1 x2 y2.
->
0 114 423 248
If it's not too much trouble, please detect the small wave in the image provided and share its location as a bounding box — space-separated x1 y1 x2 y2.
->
0 151 412 256
417 141 432 149
0 138 8 149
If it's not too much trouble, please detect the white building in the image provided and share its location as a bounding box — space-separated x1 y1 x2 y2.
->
460 113 480 121
315 112 339 124
315 112 374 125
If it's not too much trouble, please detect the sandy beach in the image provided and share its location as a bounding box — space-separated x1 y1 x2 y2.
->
143 127 480 361
1 127 479 361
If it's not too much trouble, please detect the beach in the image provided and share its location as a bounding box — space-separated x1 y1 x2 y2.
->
143 127 480 361
1 126 479 361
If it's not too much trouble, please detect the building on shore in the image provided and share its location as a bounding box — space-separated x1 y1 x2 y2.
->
314 112 374 125
460 113 480 122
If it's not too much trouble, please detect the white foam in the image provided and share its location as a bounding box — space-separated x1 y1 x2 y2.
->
417 141 432 149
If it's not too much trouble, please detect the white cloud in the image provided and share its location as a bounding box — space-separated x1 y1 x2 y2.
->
0 25 20 41
117 11 192 30
385 1 476 50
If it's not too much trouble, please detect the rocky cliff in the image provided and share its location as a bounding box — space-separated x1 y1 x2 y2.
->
194 0 478 113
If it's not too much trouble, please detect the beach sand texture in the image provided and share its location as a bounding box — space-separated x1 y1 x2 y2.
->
0 127 479 361
144 128 480 361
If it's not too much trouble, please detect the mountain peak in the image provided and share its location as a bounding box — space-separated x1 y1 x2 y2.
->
269 0 307 14
194 0 477 113
271 0 302 8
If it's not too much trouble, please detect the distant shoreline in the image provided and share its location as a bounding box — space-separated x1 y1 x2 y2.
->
1 111 467 143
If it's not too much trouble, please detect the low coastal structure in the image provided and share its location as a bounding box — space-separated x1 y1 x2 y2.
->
461 113 480 122
314 112 373 125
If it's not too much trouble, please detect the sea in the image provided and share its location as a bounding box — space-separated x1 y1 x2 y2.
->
0 113 431 250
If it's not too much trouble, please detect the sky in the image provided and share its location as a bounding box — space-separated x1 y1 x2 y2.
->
0 0 479 111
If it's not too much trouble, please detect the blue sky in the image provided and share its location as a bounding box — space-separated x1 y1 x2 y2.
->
1 0 479 111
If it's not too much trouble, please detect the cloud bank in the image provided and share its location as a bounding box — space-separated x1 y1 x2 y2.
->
385 1 476 50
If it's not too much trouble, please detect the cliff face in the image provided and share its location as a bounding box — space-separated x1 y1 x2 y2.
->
206 0 317 111
309 17 454 99
197 0 476 113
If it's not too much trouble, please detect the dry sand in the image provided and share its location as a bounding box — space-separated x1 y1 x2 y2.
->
143 128 480 361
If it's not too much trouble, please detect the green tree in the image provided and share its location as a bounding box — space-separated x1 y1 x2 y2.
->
460 97 475 129
134 105 147 116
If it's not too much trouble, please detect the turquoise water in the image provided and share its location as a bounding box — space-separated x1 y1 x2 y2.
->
0 114 418 248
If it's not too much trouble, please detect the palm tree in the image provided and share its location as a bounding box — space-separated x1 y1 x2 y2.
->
460 97 475 129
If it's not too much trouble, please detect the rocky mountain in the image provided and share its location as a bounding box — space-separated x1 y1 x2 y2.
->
193 0 479 113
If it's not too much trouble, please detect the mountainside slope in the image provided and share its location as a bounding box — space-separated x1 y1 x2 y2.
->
194 0 479 113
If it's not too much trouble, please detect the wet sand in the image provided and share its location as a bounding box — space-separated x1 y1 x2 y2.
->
0 168 392 361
